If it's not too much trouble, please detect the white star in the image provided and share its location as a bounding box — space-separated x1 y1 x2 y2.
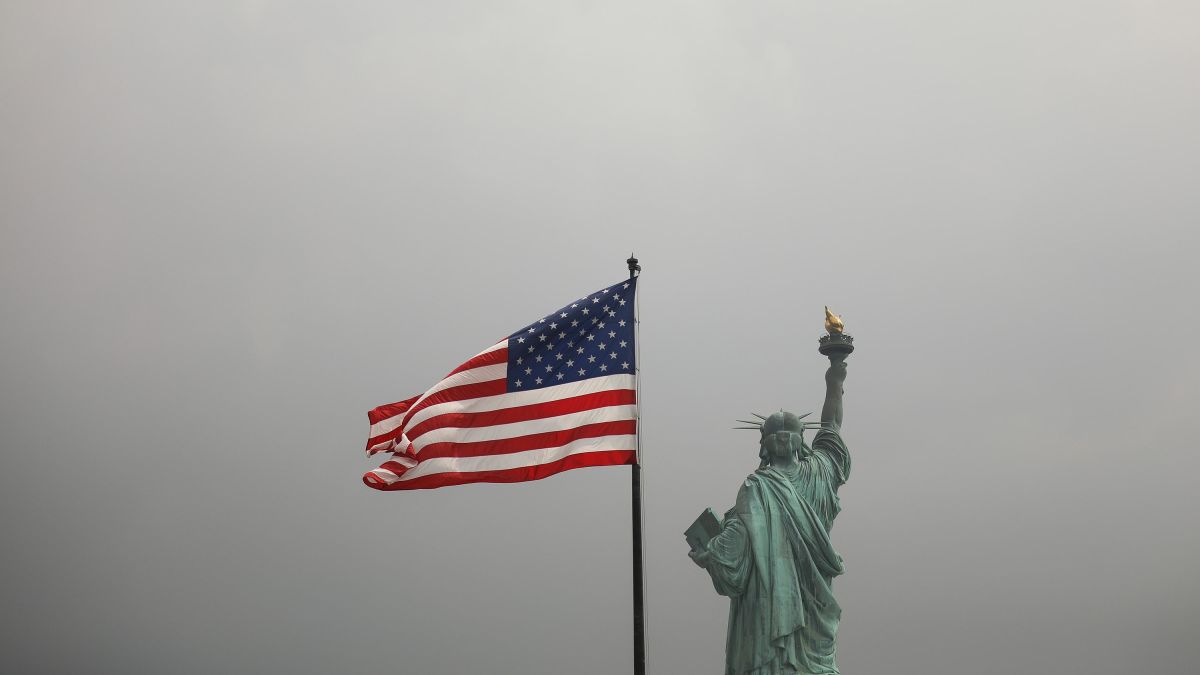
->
602 289 610 294
539 334 547 342
588 355 596 363
528 327 535 333
535 355 543 362
622 283 629 289
621 362 630 369
567 340 574 347
556 353 564 360
599 364 608 372
578 368 586 376
603 305 610 312
539 318 546 323
546 365 553 372
525 367 532 375
556 373 565 380
566 359 574 367
560 312 568 318
608 311 615 317
535 377 543 385
571 303 578 308
558 332 566 339
610 352 617 359
545 343 554 350
619 340 627 348
613 294 620 300
591 318 599 325
598 322 605 328
571 320 579 327
618 320 626 327
528 346 535 353
609 331 616 338
577 347 585 354
592 297 600 303
515 380 523 387
549 323 557 329
582 308 590 315
516 357 523 364
587 334 595 341
517 337 525 344
619 300 626 306
599 342 607 350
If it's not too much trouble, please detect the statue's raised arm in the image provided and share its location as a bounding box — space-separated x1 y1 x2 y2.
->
821 356 847 432
817 306 853 433
813 306 854 486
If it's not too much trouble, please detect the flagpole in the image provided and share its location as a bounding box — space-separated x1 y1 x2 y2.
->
627 254 646 675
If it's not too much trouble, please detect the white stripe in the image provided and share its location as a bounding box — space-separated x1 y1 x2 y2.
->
410 404 637 451
403 373 636 433
396 434 637 482
390 454 418 468
368 360 509 437
470 341 507 358
369 417 405 439
367 439 394 455
368 467 402 484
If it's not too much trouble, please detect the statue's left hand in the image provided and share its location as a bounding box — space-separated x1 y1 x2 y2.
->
688 548 711 568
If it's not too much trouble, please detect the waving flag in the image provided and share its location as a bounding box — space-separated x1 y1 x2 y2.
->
363 277 638 490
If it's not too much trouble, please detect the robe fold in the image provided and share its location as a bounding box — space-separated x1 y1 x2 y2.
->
701 429 850 675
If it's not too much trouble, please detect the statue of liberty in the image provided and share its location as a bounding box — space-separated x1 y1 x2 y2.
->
688 308 853 675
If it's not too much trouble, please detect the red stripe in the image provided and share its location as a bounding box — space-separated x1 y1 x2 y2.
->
365 349 504 432
416 420 636 460
377 459 415 475
390 378 509 439
367 394 421 425
404 389 637 442
363 450 636 491
445 346 508 377
365 427 402 454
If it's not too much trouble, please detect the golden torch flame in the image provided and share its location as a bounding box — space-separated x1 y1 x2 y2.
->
824 306 844 335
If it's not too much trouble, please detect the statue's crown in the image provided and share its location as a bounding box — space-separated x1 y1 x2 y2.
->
762 411 805 435
734 410 824 435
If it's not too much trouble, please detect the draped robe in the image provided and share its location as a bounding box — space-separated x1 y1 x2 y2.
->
700 429 850 675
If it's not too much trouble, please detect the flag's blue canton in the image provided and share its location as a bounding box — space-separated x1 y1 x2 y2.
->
505 277 637 392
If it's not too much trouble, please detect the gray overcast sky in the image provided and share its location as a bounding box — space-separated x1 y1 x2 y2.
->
2 2 1199 673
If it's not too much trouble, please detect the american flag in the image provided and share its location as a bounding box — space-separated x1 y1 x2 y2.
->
363 277 638 490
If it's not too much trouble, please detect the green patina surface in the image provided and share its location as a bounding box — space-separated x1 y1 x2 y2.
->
690 354 851 675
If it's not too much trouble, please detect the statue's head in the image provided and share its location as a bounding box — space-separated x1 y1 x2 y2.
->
736 410 823 467
757 411 812 466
